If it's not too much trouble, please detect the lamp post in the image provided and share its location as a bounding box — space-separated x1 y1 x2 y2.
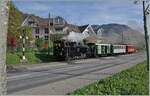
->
20 29 28 64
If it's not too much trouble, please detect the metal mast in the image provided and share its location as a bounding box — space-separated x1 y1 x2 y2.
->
48 13 51 55
142 0 149 70
134 0 149 70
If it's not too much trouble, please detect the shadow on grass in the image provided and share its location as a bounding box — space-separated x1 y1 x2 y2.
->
16 53 22 59
35 53 56 62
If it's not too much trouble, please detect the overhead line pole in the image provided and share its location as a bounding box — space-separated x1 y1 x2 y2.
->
142 0 149 70
48 13 51 55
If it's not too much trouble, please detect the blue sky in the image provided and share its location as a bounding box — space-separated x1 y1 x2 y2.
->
12 0 143 26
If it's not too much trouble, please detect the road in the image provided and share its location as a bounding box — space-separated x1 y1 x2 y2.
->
7 52 146 95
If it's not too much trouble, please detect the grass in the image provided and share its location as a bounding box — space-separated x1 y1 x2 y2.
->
6 52 20 65
68 61 149 95
6 52 52 65
25 52 41 64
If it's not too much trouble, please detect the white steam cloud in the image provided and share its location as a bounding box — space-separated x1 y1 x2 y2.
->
63 31 85 42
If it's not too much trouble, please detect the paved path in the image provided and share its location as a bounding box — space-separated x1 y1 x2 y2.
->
7 52 146 95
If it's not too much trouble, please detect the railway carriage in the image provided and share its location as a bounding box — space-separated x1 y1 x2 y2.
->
96 43 112 56
112 44 126 54
126 45 136 54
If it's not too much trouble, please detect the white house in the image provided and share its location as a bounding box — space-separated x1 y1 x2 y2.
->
22 15 68 40
81 25 96 39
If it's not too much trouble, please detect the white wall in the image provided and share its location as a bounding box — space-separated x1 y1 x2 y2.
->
66 31 84 42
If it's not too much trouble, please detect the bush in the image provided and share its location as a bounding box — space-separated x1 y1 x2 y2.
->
35 38 45 50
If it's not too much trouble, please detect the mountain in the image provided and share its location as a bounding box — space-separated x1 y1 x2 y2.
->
92 24 145 49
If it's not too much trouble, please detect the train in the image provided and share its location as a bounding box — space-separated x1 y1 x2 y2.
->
53 40 136 60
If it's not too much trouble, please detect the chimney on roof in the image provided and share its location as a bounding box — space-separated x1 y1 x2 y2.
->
49 13 51 19
48 12 53 26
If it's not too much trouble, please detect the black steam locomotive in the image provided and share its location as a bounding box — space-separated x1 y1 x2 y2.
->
53 40 136 60
53 40 94 60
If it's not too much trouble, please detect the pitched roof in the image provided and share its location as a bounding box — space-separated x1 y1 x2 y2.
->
23 14 67 28
78 24 89 32
91 25 101 34
66 24 81 33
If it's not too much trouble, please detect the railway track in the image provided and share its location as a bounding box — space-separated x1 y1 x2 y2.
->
7 52 145 94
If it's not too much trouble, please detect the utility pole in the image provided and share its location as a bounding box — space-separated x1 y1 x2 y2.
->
142 0 149 70
121 31 124 44
48 13 50 55
0 0 9 95
48 13 53 55
135 0 150 70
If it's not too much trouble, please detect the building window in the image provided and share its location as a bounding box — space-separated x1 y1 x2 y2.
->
36 24 39 27
35 36 39 39
55 17 64 24
35 28 39 34
28 21 34 25
55 28 63 32
55 18 60 24
50 22 53 26
45 28 49 34
45 36 49 40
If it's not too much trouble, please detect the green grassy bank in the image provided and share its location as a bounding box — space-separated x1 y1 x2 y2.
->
68 61 149 95
6 52 55 65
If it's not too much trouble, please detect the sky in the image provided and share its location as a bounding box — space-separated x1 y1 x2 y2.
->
12 0 144 26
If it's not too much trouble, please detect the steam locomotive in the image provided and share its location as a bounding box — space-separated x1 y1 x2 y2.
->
53 40 136 60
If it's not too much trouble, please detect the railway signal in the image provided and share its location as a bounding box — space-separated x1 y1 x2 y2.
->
19 29 28 64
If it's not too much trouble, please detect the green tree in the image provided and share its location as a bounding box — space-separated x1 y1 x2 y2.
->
17 26 33 41
8 1 23 37
7 1 24 51
17 26 33 52
35 38 45 50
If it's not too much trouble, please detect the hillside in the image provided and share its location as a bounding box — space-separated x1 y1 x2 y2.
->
92 24 145 49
